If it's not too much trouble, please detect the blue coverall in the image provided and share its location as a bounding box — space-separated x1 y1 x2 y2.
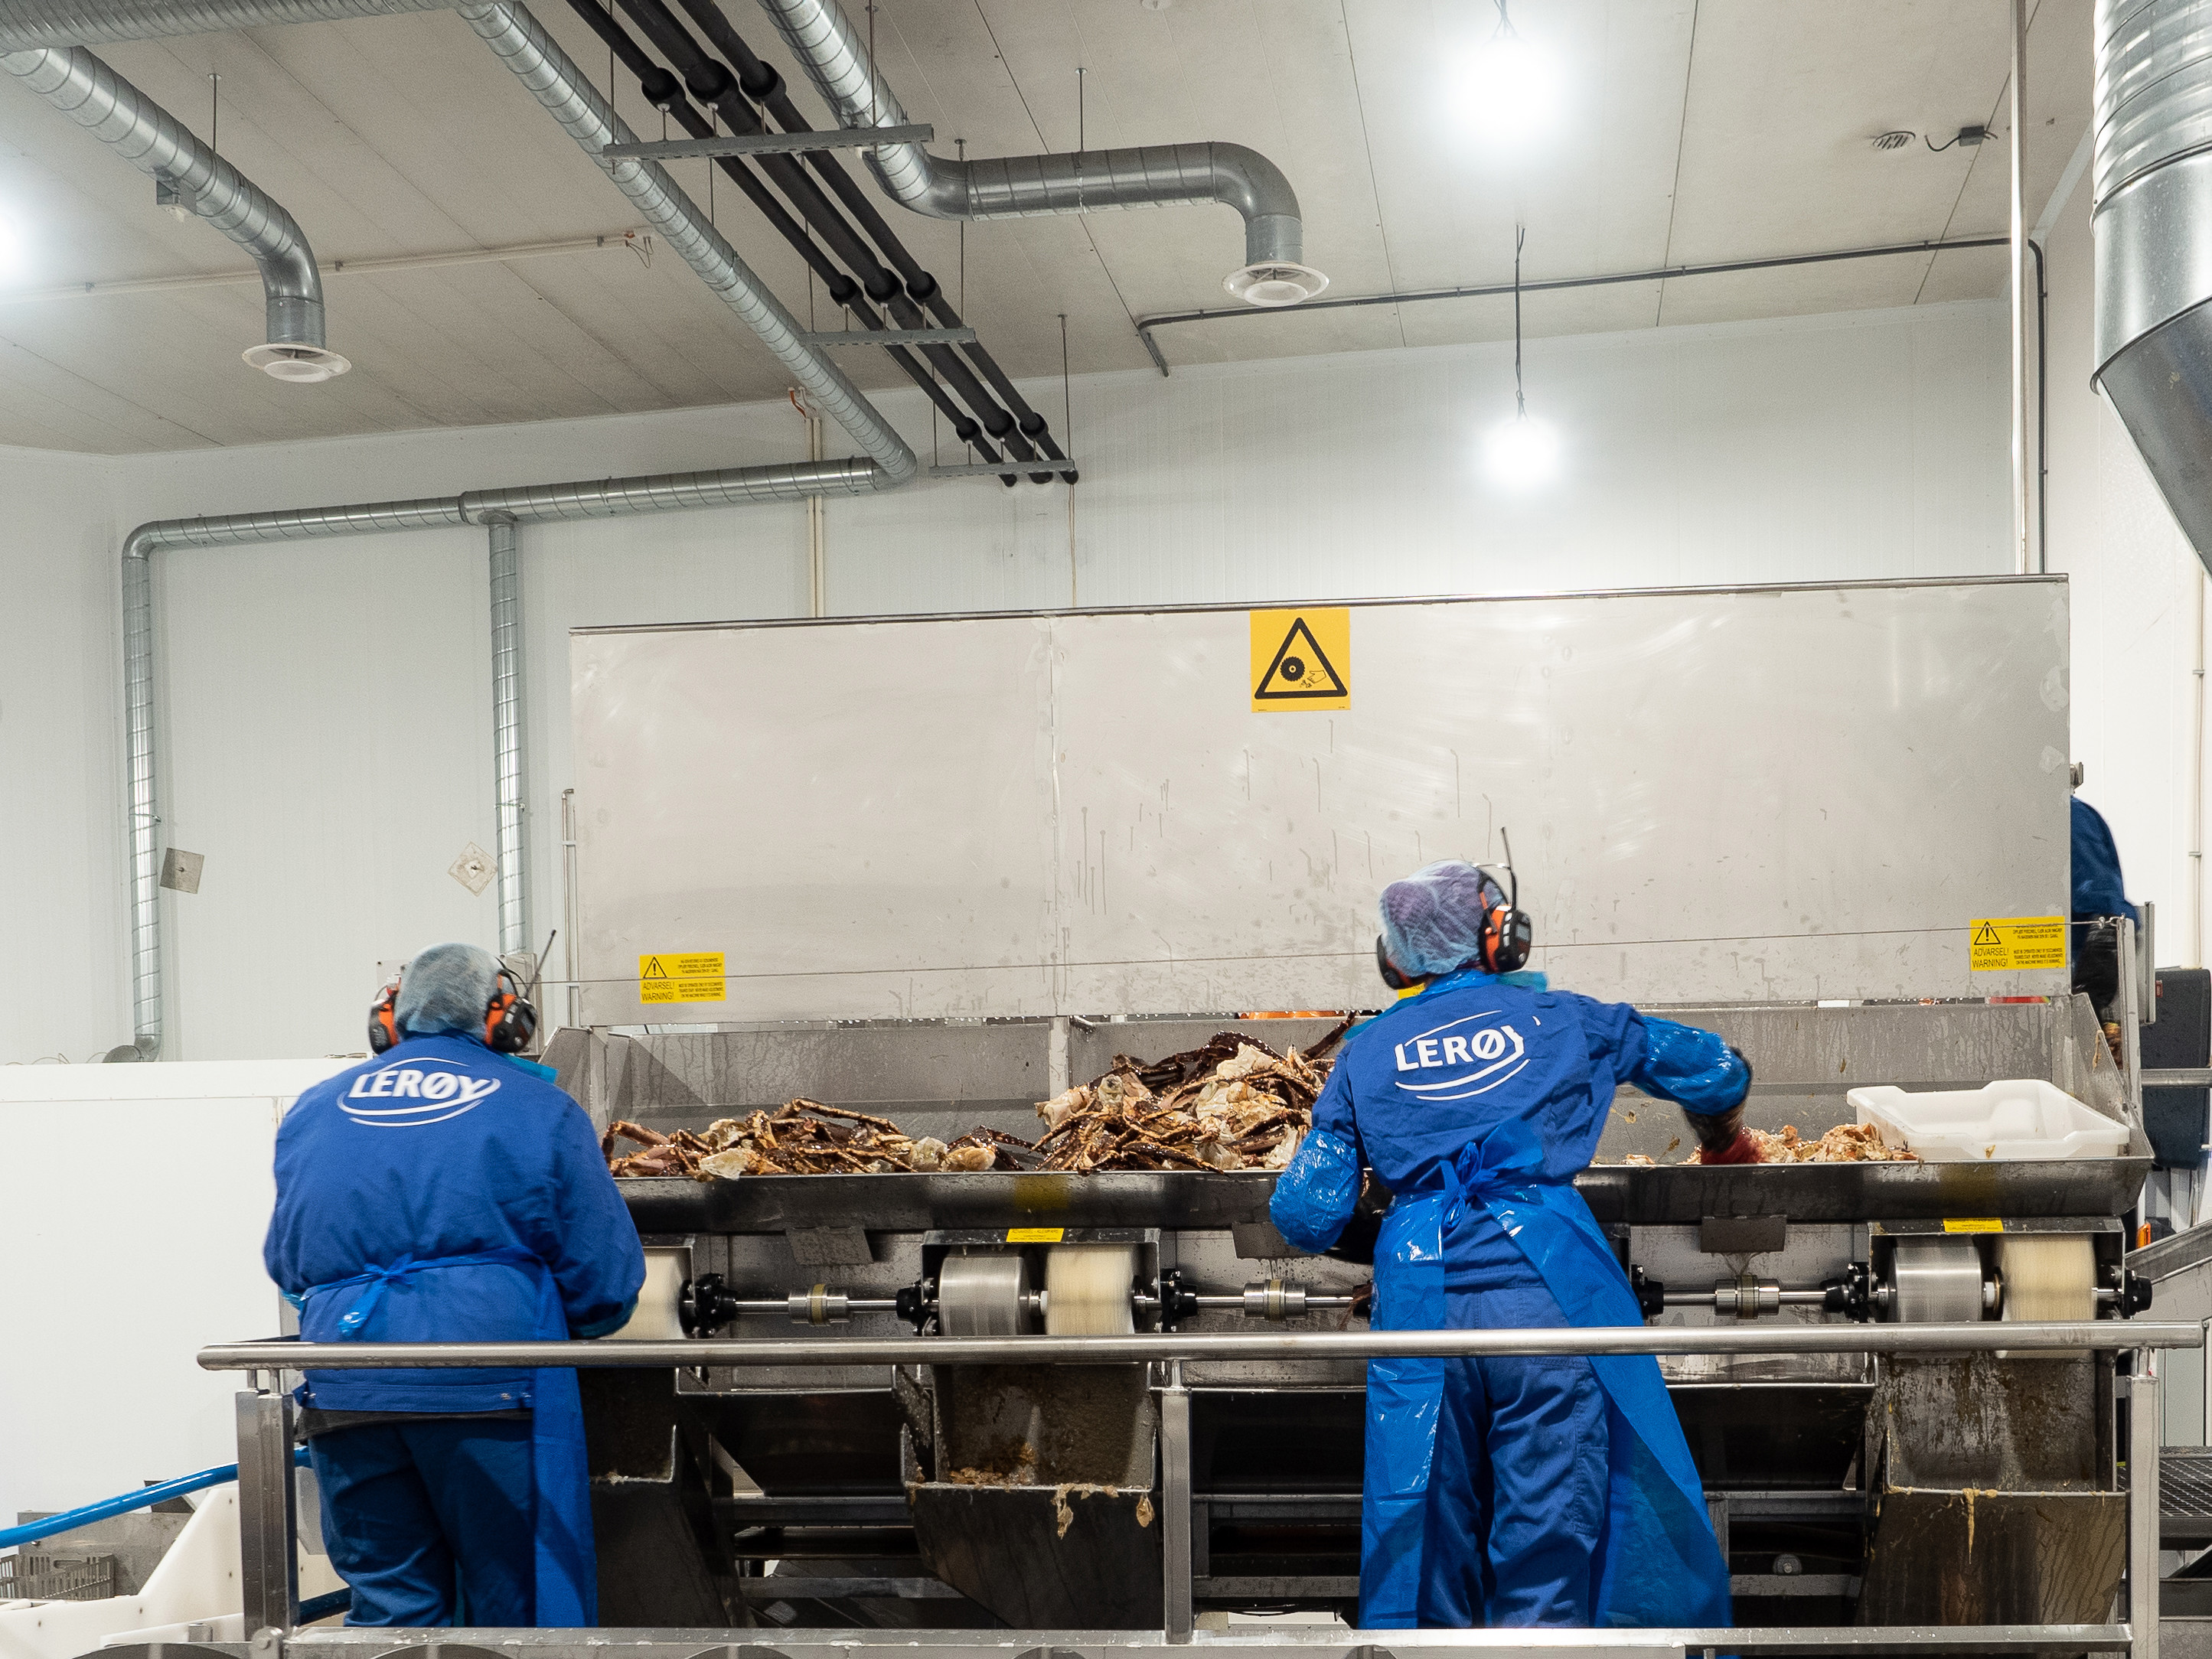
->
265 1034 645 1627
1271 968 1742 1630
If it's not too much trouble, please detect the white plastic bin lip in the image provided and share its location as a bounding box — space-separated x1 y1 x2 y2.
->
1849 1079 2132 1162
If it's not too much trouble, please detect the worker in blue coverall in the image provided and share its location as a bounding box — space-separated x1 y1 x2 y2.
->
1271 861 1756 1631
265 943 646 1628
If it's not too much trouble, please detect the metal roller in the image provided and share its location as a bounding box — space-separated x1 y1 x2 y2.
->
1998 1235 2098 1323
938 1253 1038 1336
1887 1238 1989 1322
1044 1244 1137 1336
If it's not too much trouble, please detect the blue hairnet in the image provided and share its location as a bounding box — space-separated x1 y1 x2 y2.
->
1378 860 1507 979
394 942 500 1038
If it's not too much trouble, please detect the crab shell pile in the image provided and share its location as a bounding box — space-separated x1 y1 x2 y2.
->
1613 1121 1920 1168
602 1022 1347 1180
601 1102 1033 1179
1029 1026 1343 1174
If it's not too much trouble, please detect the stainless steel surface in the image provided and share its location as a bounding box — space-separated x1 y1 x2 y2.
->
937 1253 1035 1337
457 0 914 483
2092 0 2212 572
570 580 2070 1022
233 1390 296 1635
1160 1363 1193 1644
2139 1361 2164 1659
200 1320 2205 1371
1891 1239 1988 1323
751 0 1309 273
488 517 527 957
600 122 933 159
2147 1069 2212 1087
0 45 327 349
2126 915 2150 1126
115 455 892 1057
184 1622 2151 1654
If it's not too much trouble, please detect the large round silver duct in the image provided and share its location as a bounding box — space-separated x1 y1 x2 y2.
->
2094 0 2212 569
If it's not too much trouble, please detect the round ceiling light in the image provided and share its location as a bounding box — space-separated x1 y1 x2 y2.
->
243 341 352 383
1224 261 1329 308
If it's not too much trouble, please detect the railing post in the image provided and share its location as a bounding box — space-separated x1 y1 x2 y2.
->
1160 1360 1193 1643
2134 1349 2161 1659
236 1387 299 1637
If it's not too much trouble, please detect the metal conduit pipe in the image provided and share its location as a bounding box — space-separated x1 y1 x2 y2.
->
2094 0 2212 572
457 0 914 483
661 0 1073 479
118 456 887 1060
554 0 1011 469
752 0 1326 307
0 0 446 47
487 517 527 960
605 0 1044 473
0 45 344 376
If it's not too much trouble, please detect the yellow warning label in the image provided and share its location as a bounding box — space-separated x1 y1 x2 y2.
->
1943 1218 2004 1234
1967 915 2067 972
1251 607 1350 711
638 951 726 1005
1006 1227 1065 1243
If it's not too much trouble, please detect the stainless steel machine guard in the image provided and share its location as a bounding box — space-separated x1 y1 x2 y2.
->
201 1322 2197 1659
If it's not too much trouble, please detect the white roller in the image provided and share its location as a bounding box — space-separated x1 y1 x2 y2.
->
612 1246 687 1339
1045 1244 1137 1336
1998 1235 2097 1323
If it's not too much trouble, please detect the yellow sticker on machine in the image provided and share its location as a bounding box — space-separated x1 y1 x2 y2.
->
1968 915 2067 972
1943 1218 2004 1234
638 951 726 1004
1006 1227 1065 1243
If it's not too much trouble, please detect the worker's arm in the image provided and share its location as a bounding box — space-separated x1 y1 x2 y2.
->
1271 1062 1363 1253
543 1100 650 1337
1623 1013 1759 1165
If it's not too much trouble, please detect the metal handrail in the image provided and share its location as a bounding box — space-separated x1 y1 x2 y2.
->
198 1318 2204 1371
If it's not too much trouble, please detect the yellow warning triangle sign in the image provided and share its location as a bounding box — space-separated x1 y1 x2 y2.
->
1254 615 1348 701
641 956 669 979
1970 921 2003 947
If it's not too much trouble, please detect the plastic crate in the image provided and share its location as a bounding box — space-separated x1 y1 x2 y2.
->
1850 1079 2132 1162
0 1553 116 1602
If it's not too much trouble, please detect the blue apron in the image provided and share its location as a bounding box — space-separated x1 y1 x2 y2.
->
1359 1120 1731 1630
303 1247 598 1625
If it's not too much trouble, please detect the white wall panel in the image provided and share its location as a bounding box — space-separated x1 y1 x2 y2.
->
3 301 2012 1061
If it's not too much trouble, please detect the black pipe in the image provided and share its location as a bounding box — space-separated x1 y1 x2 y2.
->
665 0 1072 483
560 0 1011 464
606 0 1039 477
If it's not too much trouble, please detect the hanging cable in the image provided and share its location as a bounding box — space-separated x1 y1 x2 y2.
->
1512 222 1526 419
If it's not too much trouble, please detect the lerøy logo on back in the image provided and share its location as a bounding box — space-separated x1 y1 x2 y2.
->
341 1058 501 1126
1391 1009 1530 1101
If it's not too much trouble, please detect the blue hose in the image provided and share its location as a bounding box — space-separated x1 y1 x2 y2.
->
0 1449 312 1553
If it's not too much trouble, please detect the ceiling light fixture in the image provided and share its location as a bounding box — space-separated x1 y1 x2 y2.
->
1484 223 1560 489
242 341 352 383
1458 0 1561 147
1871 130 1915 151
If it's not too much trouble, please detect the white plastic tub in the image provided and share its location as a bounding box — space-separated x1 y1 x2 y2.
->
1848 1080 2132 1162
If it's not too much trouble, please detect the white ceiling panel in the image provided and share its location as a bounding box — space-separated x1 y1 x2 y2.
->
0 0 2090 450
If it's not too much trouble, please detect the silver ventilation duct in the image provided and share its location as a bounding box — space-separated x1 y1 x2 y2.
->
488 516 527 960
2093 0 2212 570
750 0 1325 308
461 0 916 480
0 44 346 378
121 456 889 1060
0 0 448 47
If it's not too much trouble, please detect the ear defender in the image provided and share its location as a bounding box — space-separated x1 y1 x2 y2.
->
367 975 403 1055
1375 935 1418 991
484 967 540 1054
1481 901 1534 975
